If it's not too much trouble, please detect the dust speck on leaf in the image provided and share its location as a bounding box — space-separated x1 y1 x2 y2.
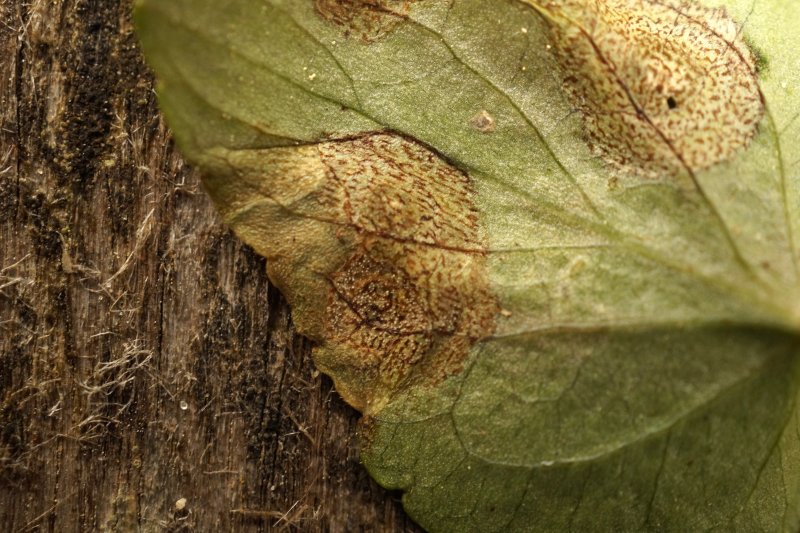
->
470 110 497 133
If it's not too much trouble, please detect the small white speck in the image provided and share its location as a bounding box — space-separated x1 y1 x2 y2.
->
521 27 528 34
175 498 187 511
308 73 317 81
179 400 188 411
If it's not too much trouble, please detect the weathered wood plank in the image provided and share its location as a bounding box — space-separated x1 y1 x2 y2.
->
0 1 418 530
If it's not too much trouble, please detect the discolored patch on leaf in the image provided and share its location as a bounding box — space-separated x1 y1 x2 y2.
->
470 110 496 133
204 133 498 412
314 0 416 42
320 134 498 410
529 0 764 177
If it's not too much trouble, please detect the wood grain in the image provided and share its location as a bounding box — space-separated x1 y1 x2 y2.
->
0 1 420 530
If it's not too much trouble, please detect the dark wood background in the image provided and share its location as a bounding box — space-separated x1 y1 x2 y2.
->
0 1 420 530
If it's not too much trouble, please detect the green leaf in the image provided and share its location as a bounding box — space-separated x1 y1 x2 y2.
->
134 0 800 530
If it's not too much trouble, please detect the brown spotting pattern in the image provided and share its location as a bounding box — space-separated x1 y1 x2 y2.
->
208 133 498 412
319 135 498 410
314 0 416 41
526 0 764 177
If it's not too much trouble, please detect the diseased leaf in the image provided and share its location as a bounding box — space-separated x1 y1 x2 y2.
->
134 0 800 530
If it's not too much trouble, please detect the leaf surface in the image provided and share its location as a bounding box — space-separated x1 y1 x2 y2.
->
135 0 800 530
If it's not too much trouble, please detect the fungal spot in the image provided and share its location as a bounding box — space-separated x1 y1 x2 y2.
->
667 96 678 110
207 133 498 412
317 134 498 410
525 0 765 177
470 110 497 133
314 0 416 42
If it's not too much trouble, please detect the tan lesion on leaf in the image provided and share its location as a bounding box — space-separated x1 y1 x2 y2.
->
523 0 764 178
204 133 498 412
314 0 417 42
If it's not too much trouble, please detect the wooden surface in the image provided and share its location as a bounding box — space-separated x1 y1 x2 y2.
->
0 1 420 530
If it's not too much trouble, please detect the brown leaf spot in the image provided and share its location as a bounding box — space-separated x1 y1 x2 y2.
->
314 0 415 42
208 133 498 412
530 0 764 177
317 134 497 411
